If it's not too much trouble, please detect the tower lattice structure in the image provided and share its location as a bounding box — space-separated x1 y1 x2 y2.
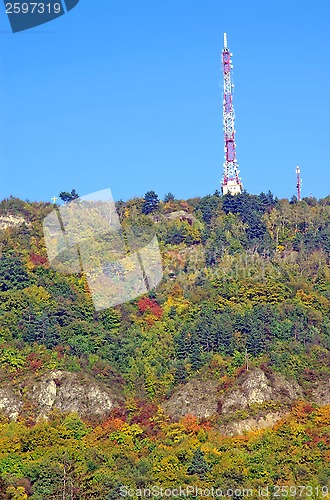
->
221 33 243 195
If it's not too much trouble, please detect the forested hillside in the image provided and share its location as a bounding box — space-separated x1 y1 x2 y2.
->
0 191 329 499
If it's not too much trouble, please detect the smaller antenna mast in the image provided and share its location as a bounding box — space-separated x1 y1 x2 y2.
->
296 166 301 201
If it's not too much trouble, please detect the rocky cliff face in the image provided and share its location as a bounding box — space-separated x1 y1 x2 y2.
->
218 411 285 436
0 386 22 420
1 368 329 435
0 370 118 422
161 379 219 419
161 368 330 435
0 214 27 230
220 368 303 415
309 378 330 406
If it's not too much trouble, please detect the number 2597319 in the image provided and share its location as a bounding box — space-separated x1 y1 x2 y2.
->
6 3 62 14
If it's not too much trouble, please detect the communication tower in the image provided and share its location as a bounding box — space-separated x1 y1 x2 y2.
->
221 33 243 195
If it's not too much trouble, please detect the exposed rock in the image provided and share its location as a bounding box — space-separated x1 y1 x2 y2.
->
164 371 330 437
0 386 22 420
163 369 304 425
218 411 286 437
161 379 220 419
0 370 118 422
32 370 116 420
151 214 163 223
1 367 328 436
220 369 303 415
0 214 27 230
166 211 196 225
309 378 330 406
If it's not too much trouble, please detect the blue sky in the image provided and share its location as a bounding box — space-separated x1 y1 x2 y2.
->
0 0 329 204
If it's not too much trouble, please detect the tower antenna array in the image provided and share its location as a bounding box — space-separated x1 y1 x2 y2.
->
221 33 243 195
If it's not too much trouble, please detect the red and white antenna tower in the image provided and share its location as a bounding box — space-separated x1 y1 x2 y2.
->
221 33 243 195
296 165 301 201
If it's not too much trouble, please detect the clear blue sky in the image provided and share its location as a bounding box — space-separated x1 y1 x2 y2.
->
0 0 329 203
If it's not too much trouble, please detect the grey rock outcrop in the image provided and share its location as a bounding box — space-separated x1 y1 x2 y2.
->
0 214 27 230
220 368 303 415
0 370 118 422
218 411 285 437
162 369 304 423
32 370 116 420
162 379 219 419
166 211 196 225
310 378 330 406
0 386 23 420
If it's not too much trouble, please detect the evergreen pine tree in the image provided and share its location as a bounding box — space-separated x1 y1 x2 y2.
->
59 189 79 203
142 191 159 214
187 447 210 478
